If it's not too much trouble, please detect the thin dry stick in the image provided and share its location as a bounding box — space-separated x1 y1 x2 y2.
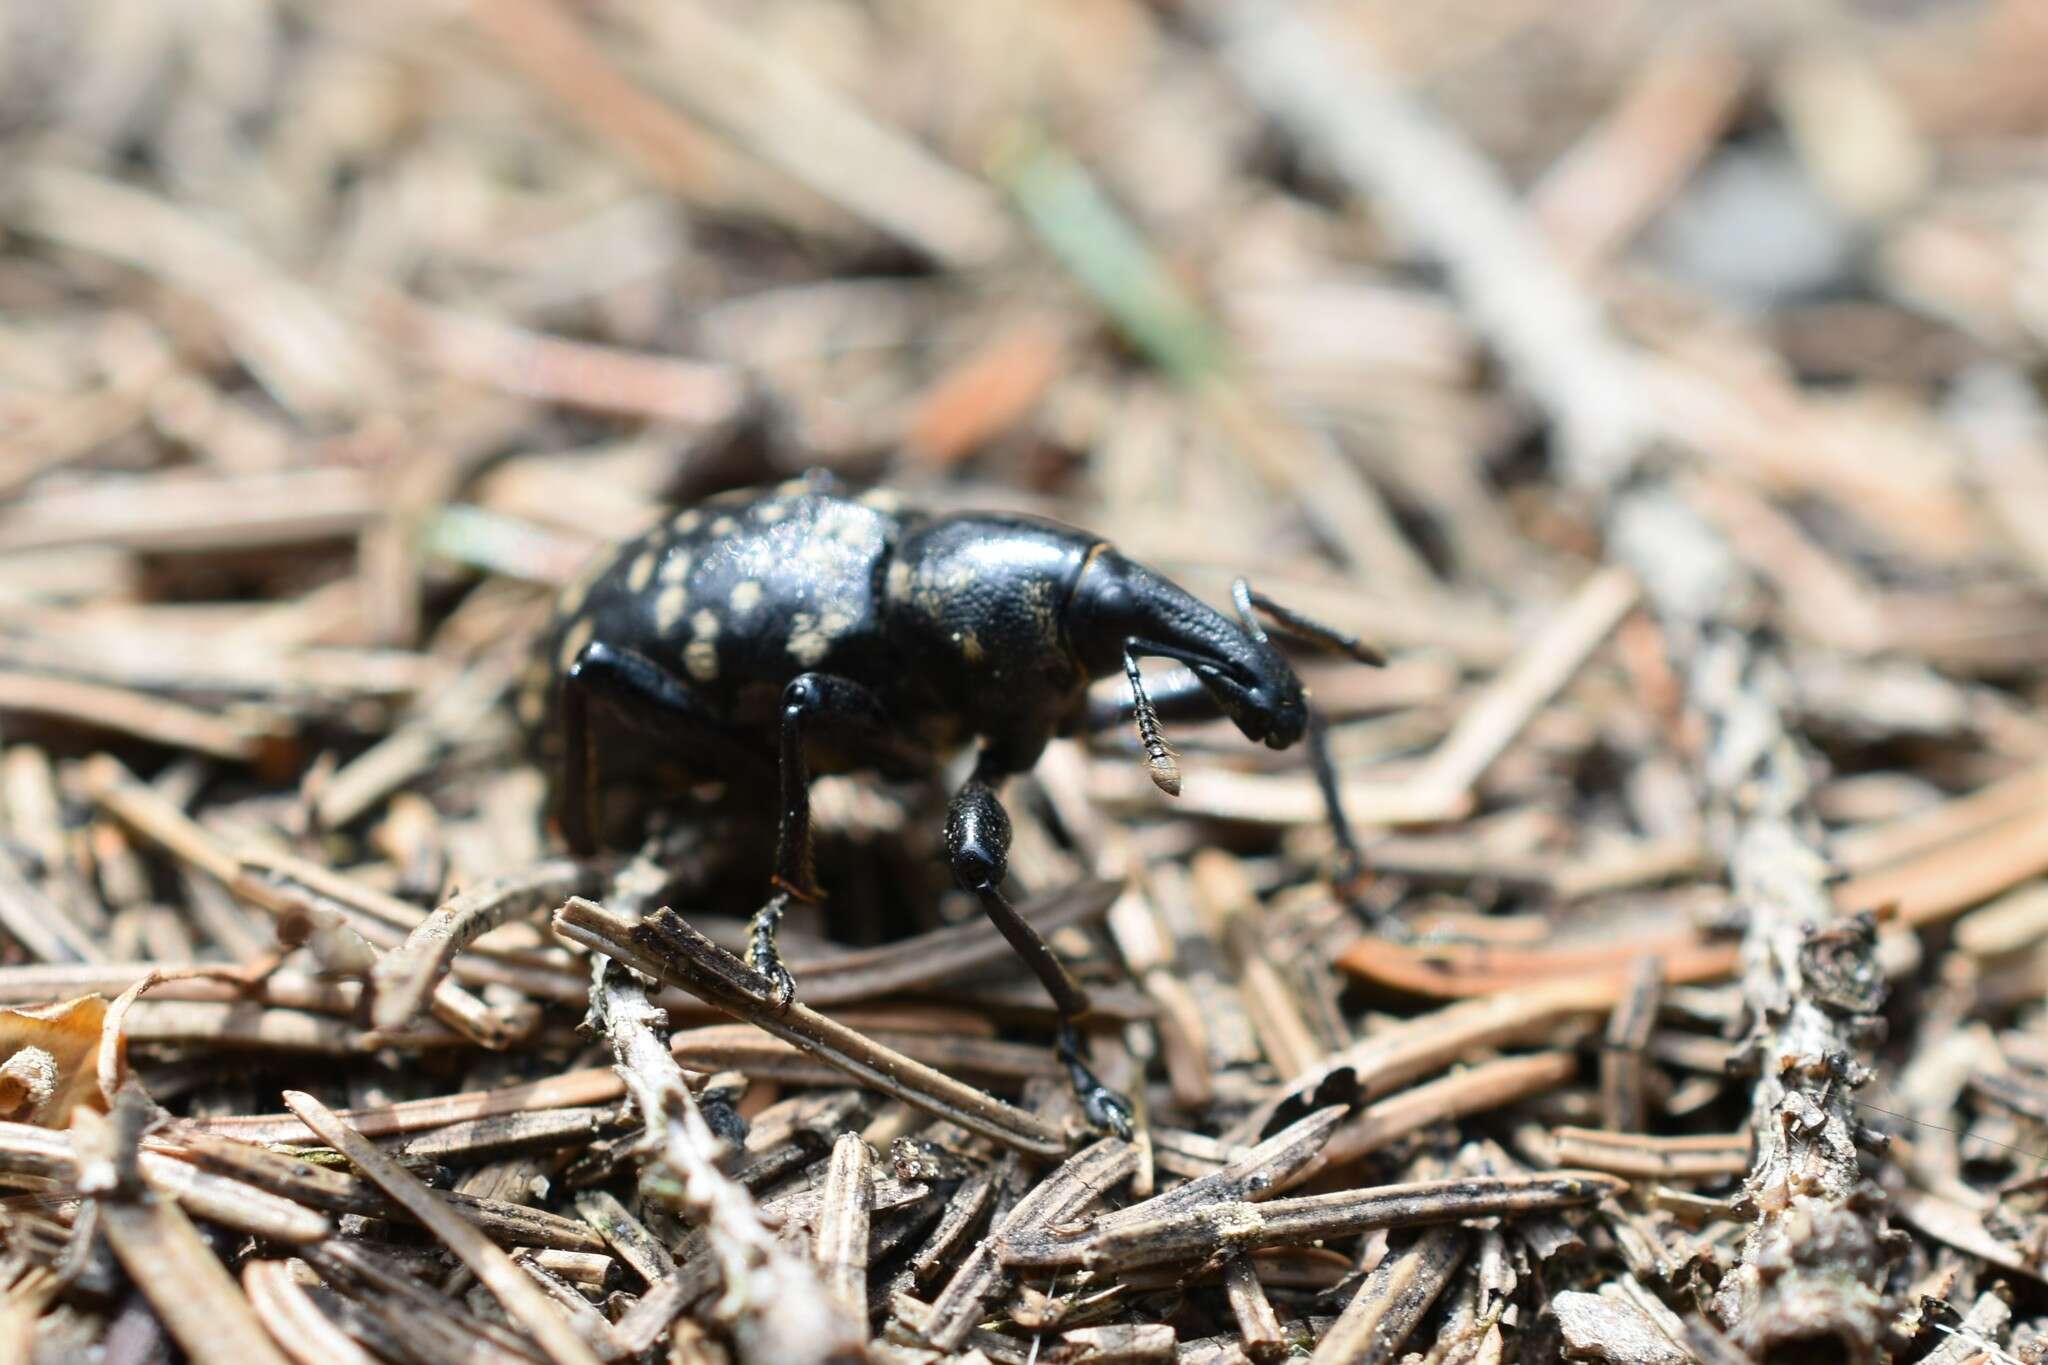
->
0 671 266 761
177 1129 603 1251
1032 1171 1624 1272
1614 485 1892 1352
918 1137 1138 1351
0 843 104 963
370 859 588 1033
1528 28 1749 270
1291 1052 1582 1187
1310 1225 1466 1365
370 293 748 427
1230 978 1612 1145
305 1239 554 1364
0 1122 330 1244
6 167 392 420
554 898 1067 1158
1409 565 1640 804
1076 1106 1345 1247
1601 956 1664 1132
588 958 858 1364
192 1066 625 1144
315 651 528 830
281 1090 605 1365
1548 1128 1751 1181
575 1191 678 1286
240 1261 381 1365
1830 760 2048 874
815 1132 875 1338
1835 800 2048 928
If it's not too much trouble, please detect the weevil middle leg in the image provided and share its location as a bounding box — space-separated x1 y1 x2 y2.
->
945 754 1135 1137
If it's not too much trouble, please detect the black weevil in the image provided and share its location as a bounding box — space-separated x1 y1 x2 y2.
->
520 472 1381 1136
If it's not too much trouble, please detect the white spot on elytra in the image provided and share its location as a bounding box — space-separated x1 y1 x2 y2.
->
754 501 788 525
654 584 689 631
858 488 903 513
626 550 656 592
729 581 763 614
685 639 718 681
777 478 810 496
557 616 594 670
709 516 738 537
885 560 912 600
691 609 721 640
658 551 691 584
672 509 703 535
559 555 605 614
786 612 830 666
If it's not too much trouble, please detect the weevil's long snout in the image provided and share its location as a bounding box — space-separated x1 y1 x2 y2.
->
1068 549 1309 749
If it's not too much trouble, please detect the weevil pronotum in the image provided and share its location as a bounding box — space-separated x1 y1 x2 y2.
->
522 472 1382 1135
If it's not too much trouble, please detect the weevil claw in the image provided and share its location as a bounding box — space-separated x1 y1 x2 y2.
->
1058 1023 1136 1140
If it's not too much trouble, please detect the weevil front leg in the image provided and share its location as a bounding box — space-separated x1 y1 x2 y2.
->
752 671 909 1010
945 756 1135 1138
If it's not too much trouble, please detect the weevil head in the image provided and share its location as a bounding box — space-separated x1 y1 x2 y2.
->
1067 548 1308 750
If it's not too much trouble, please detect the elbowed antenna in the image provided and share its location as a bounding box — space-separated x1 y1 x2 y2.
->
1231 579 1387 668
1231 577 1381 902
1123 650 1181 796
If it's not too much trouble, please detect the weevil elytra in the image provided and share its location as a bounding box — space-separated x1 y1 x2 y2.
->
522 472 1381 1136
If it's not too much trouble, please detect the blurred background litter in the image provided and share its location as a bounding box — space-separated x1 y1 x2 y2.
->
2 1 2048 1361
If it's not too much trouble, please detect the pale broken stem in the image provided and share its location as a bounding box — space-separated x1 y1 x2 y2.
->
814 1132 875 1338
589 957 858 1365
1411 565 1640 804
554 898 1067 1159
281 1090 605 1365
369 860 588 1034
1703 639 1887 1352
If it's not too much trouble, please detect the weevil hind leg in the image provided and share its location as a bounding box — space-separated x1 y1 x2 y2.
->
946 755 1135 1138
559 641 764 857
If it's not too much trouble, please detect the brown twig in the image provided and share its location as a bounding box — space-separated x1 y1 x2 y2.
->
553 897 1067 1159
282 1089 606 1365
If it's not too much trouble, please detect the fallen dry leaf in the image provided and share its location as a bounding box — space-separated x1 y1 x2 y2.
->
0 996 111 1127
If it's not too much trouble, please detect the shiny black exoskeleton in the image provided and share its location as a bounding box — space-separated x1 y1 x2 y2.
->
521 472 1380 1137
